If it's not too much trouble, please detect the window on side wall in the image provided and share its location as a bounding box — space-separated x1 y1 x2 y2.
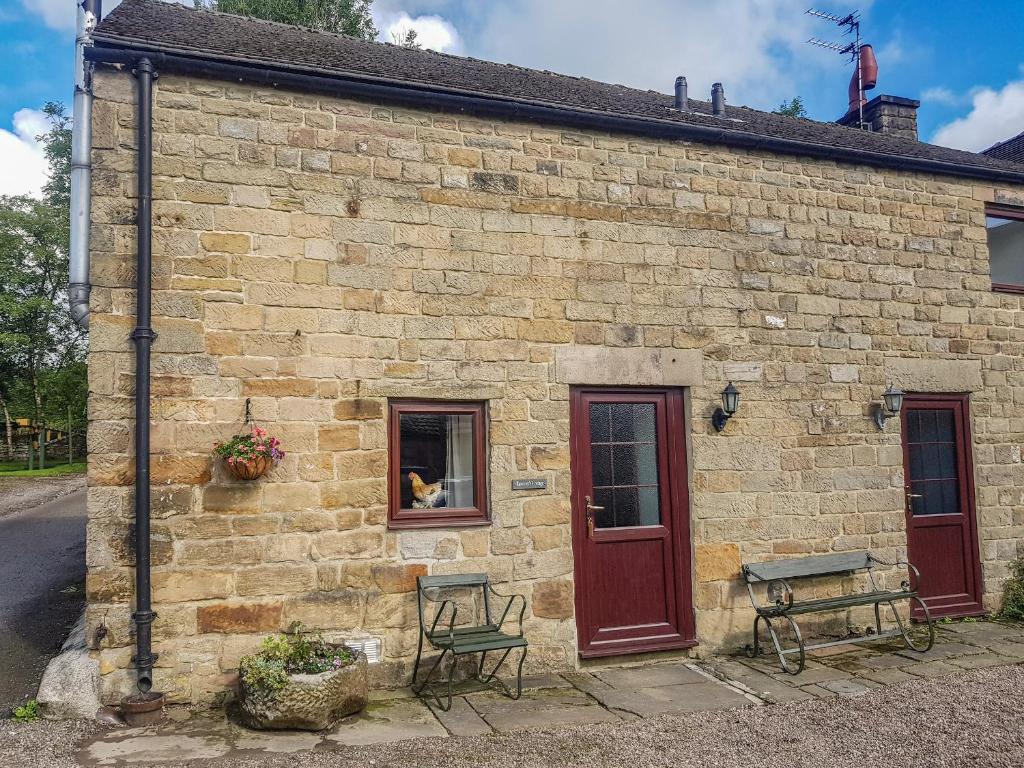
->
387 401 488 528
987 204 1024 293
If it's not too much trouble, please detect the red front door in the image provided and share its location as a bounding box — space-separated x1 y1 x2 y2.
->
901 394 985 618
570 388 695 657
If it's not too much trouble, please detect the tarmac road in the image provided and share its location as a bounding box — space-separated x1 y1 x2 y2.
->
0 488 86 715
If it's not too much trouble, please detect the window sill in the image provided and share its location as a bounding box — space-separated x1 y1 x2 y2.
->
992 283 1024 294
387 509 491 530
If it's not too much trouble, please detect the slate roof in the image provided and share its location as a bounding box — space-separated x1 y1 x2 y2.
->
983 131 1024 165
93 0 1024 183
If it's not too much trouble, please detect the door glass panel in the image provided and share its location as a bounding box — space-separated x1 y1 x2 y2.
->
589 401 661 528
905 407 960 516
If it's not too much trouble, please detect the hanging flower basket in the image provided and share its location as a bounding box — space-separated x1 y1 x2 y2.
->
214 425 285 482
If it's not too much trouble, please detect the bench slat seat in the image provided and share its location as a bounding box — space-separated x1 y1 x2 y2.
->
757 590 915 617
432 630 529 654
412 573 528 711
741 550 935 674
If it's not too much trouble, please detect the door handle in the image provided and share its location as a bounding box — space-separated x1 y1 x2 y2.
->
907 493 923 499
585 495 604 537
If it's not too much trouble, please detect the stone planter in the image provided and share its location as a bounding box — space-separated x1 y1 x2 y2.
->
237 651 367 731
225 455 270 481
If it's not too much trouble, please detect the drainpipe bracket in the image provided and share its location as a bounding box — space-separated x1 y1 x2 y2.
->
130 327 158 342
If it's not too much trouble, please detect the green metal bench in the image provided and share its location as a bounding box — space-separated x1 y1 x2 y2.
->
411 573 528 711
742 551 935 674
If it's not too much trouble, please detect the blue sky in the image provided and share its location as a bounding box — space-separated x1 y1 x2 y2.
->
3 0 1023 197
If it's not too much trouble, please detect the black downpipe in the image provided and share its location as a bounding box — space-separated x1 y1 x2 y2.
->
130 56 157 694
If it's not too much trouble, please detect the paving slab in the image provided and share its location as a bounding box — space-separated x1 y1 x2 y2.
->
521 673 572 689
979 641 1024 660
593 662 707 689
895 641 985 661
480 702 622 732
767 665 852 685
230 726 324 755
857 667 919 686
817 678 871 697
562 671 614 696
901 660 962 679
946 653 1017 670
592 680 750 716
939 622 1023 641
80 719 236 767
467 686 594 715
857 653 914 670
427 696 492 737
324 699 448 747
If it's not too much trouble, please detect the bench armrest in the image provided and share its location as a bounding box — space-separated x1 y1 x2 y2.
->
427 599 458 644
867 555 922 593
744 573 795 613
489 585 527 637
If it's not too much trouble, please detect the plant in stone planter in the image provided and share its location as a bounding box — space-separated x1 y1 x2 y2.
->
214 425 285 481
237 627 367 730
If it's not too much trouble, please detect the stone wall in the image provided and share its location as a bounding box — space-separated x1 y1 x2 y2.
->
85 66 1024 704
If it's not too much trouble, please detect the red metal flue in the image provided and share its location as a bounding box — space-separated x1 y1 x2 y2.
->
847 44 878 113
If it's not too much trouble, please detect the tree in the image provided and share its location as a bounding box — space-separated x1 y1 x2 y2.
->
774 96 808 119
0 102 86 466
392 28 420 49
193 0 378 39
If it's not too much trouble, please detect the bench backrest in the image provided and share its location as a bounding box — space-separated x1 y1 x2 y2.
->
742 551 873 583
416 573 493 629
418 573 489 590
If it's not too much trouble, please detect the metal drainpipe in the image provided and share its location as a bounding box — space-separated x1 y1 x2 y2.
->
131 56 157 693
69 0 101 329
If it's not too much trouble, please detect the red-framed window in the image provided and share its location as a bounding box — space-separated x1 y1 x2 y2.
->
986 203 1024 294
387 400 489 529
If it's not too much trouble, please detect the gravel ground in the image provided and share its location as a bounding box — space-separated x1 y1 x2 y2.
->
4 664 1023 768
0 474 85 518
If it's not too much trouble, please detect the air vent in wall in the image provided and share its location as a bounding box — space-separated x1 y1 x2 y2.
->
344 637 382 663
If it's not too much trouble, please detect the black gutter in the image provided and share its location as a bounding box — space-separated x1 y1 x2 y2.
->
85 42 1024 186
130 55 157 694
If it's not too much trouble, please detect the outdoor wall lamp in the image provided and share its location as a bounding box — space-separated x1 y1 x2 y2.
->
712 382 741 432
872 384 905 430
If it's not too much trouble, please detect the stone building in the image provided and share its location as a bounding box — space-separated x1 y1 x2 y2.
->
82 0 1024 704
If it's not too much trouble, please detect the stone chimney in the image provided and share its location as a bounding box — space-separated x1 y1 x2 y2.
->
837 94 920 141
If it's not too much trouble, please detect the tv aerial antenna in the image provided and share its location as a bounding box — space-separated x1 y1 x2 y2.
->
806 8 866 128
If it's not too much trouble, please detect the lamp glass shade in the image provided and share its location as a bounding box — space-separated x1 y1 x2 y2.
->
882 385 905 415
721 382 740 416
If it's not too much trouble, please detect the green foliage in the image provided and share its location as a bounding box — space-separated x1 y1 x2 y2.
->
239 628 354 694
774 96 808 119
998 556 1024 622
392 28 420 49
0 461 86 477
194 0 378 38
0 101 86 454
13 700 41 722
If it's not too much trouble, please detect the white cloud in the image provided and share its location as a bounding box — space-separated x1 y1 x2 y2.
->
921 86 962 107
20 0 75 31
376 10 462 53
931 76 1024 151
468 0 841 111
0 108 51 198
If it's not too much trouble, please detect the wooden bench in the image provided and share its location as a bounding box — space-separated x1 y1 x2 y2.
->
742 551 935 674
411 574 528 711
